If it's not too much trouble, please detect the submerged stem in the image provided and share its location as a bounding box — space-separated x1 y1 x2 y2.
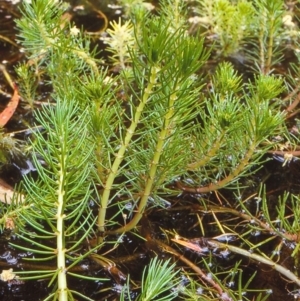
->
177 139 257 193
207 239 300 287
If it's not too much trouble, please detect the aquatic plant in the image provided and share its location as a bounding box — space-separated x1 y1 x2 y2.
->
0 0 300 300
194 0 288 73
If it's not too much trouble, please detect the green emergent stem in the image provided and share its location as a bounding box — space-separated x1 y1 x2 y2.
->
95 142 106 184
56 158 68 301
177 139 257 193
111 89 178 234
265 17 275 75
98 66 160 234
258 16 266 73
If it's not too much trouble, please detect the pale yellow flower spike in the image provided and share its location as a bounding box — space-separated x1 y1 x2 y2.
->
104 18 135 69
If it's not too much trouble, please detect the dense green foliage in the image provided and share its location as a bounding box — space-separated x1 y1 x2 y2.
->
1 0 300 300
